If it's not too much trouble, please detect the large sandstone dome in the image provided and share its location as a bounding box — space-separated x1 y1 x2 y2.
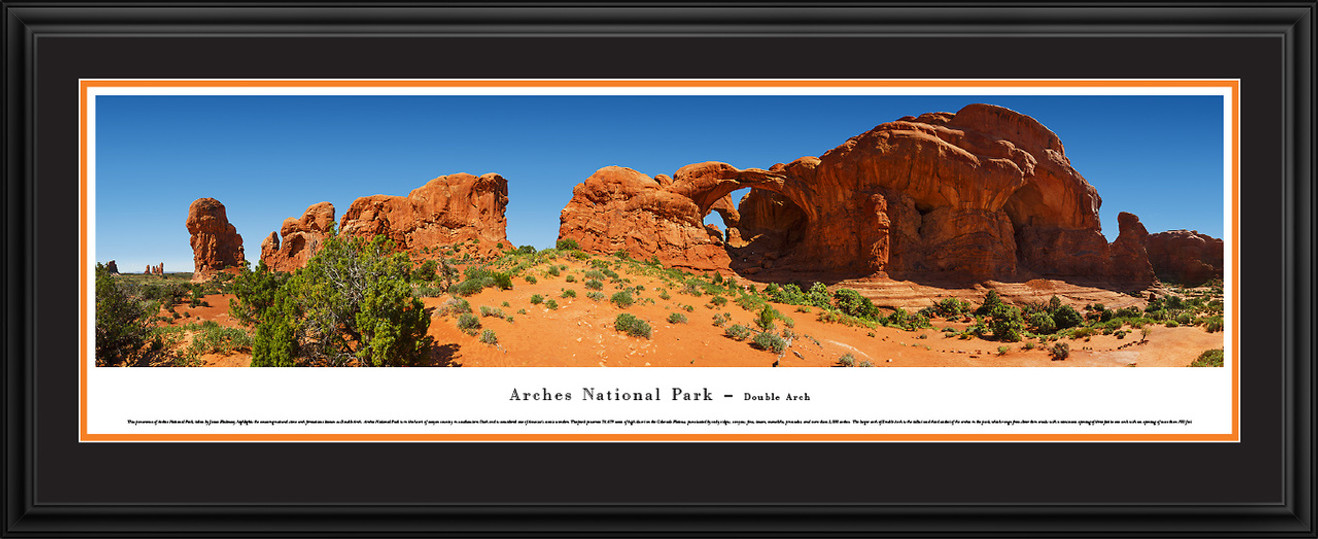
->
558 103 1159 284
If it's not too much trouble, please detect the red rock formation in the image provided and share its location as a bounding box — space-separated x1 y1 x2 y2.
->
1105 212 1155 283
558 104 1160 284
260 202 336 272
339 173 509 260
186 198 245 282
1146 230 1224 285
105 260 119 274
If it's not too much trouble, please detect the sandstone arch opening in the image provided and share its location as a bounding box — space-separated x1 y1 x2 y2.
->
699 187 810 279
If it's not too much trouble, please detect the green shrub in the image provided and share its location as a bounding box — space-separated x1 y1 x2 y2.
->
411 260 438 282
457 313 482 335
1028 311 1057 334
710 295 728 307
530 294 544 305
246 235 432 367
95 264 158 367
479 306 505 318
725 324 753 341
711 313 730 327
525 275 538 284
585 291 605 301
975 290 1005 315
1189 349 1224 367
452 279 485 296
833 288 879 318
1052 305 1084 330
584 279 604 290
491 272 514 290
227 261 291 327
752 331 787 354
997 345 1010 355
610 291 634 308
546 299 559 310
837 353 856 367
614 313 652 338
480 329 498 345
857 360 875 367
934 298 972 317
1049 342 1070 361
755 305 778 331
1202 316 1224 332
561 289 577 299
988 304 1025 342
667 312 688 324
565 274 577 283
556 239 580 250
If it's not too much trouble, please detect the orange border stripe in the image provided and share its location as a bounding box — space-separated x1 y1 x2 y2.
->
79 79 1242 443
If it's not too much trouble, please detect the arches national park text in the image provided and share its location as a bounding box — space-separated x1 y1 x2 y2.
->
508 388 811 402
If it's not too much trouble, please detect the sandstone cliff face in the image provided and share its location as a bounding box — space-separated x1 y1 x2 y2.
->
186 198 245 282
558 104 1158 284
339 173 510 260
260 201 336 272
1146 230 1224 285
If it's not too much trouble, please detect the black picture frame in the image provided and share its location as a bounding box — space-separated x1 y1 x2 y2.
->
3 1 1313 536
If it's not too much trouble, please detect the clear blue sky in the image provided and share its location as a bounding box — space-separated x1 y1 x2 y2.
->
94 95 1225 273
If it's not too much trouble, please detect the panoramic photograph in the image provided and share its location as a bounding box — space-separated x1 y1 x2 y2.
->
92 94 1228 368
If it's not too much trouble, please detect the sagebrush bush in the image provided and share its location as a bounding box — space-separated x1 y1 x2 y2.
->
615 313 652 338
480 329 498 345
530 294 544 305
610 291 634 308
525 275 538 284
725 324 753 341
667 312 688 324
565 274 576 283
561 289 577 299
837 353 856 367
1049 341 1070 361
584 279 604 290
752 331 787 354
457 313 482 335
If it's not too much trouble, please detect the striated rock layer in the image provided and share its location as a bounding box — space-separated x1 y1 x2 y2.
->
186 198 245 282
558 103 1161 285
260 202 336 272
1146 230 1225 285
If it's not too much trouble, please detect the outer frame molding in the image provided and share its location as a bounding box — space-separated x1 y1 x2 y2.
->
3 2 1313 537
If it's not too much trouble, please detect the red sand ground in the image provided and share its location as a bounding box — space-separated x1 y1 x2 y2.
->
166 258 1224 368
